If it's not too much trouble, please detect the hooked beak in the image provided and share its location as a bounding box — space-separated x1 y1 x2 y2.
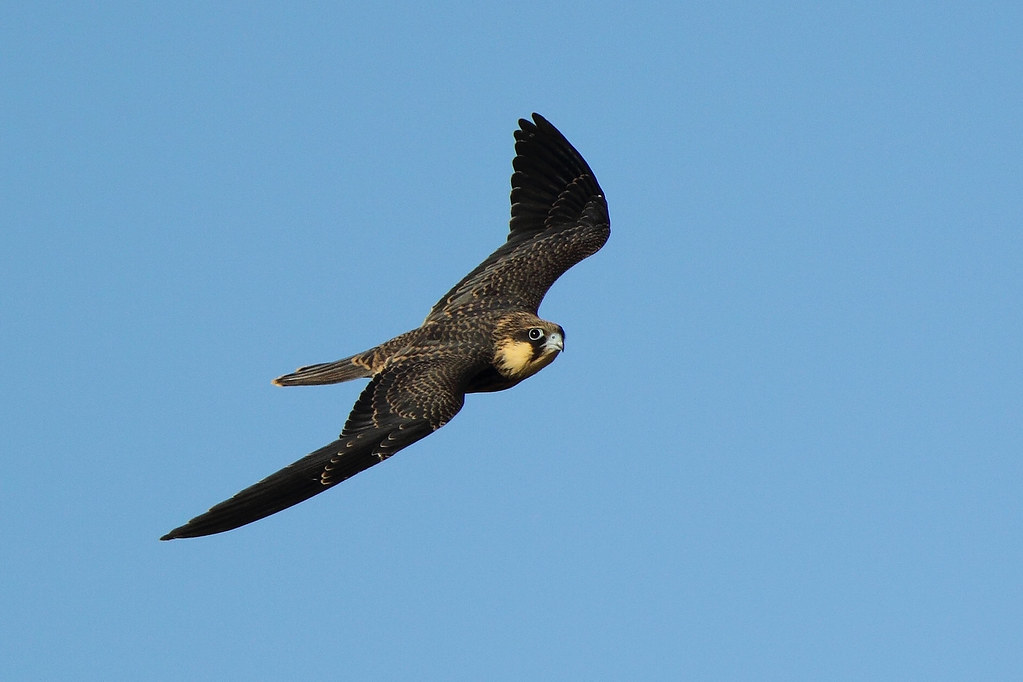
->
544 331 565 354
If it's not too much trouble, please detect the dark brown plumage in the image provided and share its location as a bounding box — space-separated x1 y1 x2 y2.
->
161 114 609 540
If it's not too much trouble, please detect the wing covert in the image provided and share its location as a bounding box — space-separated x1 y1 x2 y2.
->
426 114 609 319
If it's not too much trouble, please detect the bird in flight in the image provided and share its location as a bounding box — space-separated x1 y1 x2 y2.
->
161 114 609 540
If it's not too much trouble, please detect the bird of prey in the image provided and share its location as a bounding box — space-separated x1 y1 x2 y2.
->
161 114 609 540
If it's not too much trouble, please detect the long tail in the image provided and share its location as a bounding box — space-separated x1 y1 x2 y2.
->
272 356 373 386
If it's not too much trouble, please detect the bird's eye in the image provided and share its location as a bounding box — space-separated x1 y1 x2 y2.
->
527 328 545 341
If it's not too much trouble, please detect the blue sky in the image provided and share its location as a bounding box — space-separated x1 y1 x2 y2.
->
3 3 1022 679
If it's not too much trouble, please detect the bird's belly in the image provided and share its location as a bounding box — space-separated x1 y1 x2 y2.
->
464 366 520 393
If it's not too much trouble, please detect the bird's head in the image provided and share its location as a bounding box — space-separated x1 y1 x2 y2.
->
493 313 565 381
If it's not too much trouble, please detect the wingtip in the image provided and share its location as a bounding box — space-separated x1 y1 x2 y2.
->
160 524 204 541
516 113 570 148
519 112 552 131
519 113 539 129
160 523 190 540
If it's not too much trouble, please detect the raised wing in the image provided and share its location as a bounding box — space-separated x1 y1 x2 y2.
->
426 113 610 320
160 354 473 540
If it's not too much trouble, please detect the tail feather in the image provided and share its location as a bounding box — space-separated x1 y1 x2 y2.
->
272 357 373 386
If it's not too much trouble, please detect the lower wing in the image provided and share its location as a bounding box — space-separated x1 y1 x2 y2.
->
160 422 432 540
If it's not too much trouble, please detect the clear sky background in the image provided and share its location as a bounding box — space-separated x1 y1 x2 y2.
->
3 3 1021 679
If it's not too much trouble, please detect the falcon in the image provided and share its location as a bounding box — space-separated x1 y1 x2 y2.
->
161 113 609 540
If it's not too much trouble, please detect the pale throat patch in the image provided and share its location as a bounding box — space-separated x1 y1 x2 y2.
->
495 339 557 379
